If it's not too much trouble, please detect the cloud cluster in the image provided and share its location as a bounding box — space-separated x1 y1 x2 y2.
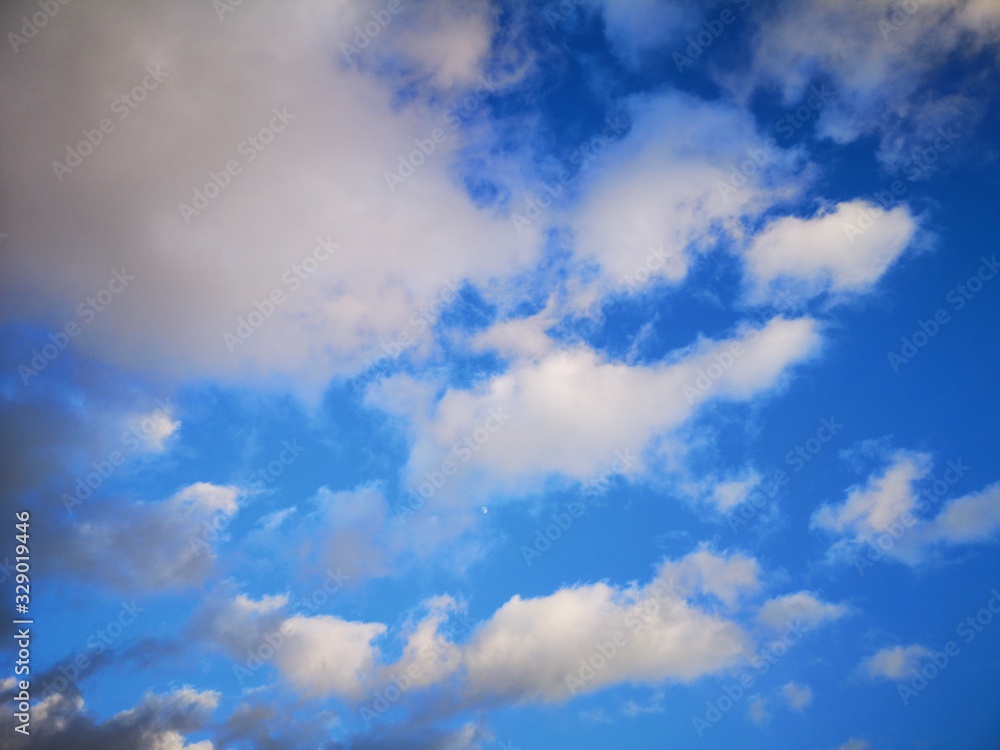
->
812 449 1000 564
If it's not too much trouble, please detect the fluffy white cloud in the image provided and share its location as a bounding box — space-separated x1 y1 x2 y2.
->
743 201 917 300
379 315 820 506
200 551 764 706
572 91 806 291
461 575 748 703
0 0 537 399
275 614 387 699
658 546 761 606
681 467 763 514
860 644 932 681
812 451 931 539
812 450 1000 564
756 592 849 631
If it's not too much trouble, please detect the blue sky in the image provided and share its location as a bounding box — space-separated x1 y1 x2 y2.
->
1 1 999 748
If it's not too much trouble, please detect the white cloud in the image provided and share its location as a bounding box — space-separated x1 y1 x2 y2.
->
744 201 917 300
572 91 807 292
860 644 931 681
747 694 770 725
201 553 760 706
924 482 1000 544
756 592 849 631
812 450 1000 564
380 315 820 506
0 0 538 399
682 467 763 514
738 0 1000 165
461 575 749 703
834 740 871 750
812 451 931 539
658 546 761 607
275 615 387 699
780 681 813 710
393 0 497 89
